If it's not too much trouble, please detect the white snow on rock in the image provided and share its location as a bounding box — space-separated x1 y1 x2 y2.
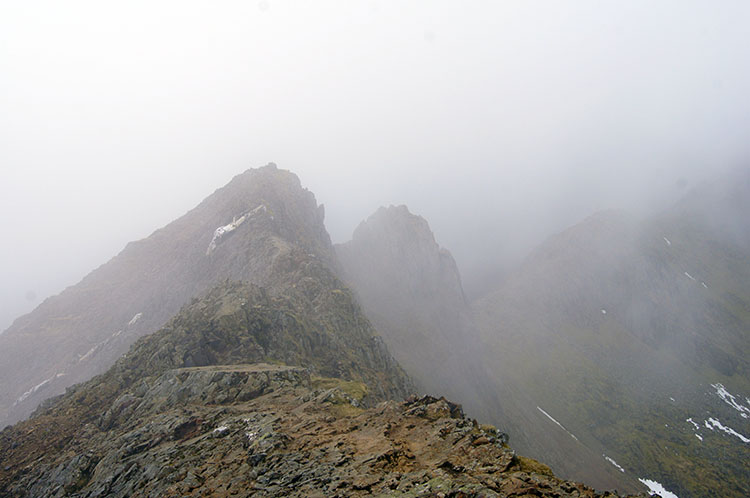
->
14 372 65 406
537 406 579 441
16 379 51 404
704 417 750 443
687 418 704 441
711 383 750 419
663 236 671 246
603 455 625 472
600 309 607 315
128 312 143 327
213 425 229 434
701 282 708 289
79 344 99 362
639 478 679 498
206 204 267 255
684 272 696 281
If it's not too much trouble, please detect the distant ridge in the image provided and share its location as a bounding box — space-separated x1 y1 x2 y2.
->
472 170 750 497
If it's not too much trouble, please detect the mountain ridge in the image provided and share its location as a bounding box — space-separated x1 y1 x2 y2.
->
0 164 337 427
2 163 747 496
0 273 642 497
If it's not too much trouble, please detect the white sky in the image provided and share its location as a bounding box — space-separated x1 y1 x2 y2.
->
2 1 749 330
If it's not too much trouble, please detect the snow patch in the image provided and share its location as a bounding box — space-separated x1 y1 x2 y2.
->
14 372 65 406
686 418 700 430
669 397 675 402
704 417 750 443
537 406 578 441
663 236 671 246
639 478 679 498
711 383 750 419
701 282 708 289
213 425 229 434
683 271 696 281
600 309 607 315
687 418 704 442
79 344 99 362
206 204 267 255
603 454 625 472
128 312 142 326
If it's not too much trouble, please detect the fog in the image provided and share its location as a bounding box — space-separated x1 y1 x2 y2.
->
2 0 749 331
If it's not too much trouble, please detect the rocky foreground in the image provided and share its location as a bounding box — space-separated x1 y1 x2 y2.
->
1 363 645 497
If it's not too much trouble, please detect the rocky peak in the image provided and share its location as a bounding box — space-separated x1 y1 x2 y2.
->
195 163 333 264
0 164 336 428
338 204 466 308
335 206 499 428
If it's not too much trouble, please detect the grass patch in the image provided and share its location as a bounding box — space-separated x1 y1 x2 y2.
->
516 455 554 476
311 377 368 402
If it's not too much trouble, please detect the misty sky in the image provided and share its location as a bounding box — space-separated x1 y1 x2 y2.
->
2 1 749 332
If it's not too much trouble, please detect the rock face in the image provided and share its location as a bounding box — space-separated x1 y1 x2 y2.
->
112 364 311 420
0 164 339 427
335 206 491 415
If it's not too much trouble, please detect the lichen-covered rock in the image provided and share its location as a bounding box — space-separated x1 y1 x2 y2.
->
0 369 648 498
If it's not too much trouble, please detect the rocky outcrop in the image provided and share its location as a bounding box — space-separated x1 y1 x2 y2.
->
0 361 646 497
0 164 338 427
0 258 413 495
335 206 511 434
335 207 469 382
99 364 310 430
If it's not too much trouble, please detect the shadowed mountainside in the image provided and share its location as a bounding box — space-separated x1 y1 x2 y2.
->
473 170 750 497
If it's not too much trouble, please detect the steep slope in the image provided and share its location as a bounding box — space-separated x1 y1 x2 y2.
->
336 205 638 493
335 206 483 406
0 164 337 427
473 170 750 497
0 279 643 497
